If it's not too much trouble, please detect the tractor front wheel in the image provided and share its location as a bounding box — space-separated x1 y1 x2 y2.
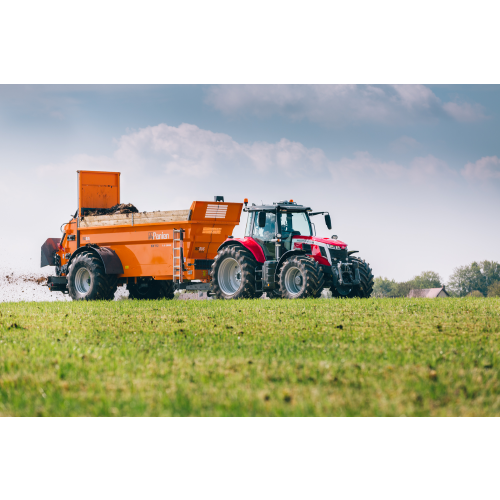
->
211 245 260 299
279 255 324 299
330 256 374 298
67 251 118 301
347 257 374 298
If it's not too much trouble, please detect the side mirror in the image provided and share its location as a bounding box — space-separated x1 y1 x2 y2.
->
325 214 332 230
258 212 267 228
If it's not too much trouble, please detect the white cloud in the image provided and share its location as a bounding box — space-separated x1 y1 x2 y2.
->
206 84 486 125
462 156 500 180
408 155 455 182
329 152 453 183
442 101 486 122
39 123 456 186
112 123 328 177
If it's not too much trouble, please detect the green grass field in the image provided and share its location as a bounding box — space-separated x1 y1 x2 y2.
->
1 297 499 416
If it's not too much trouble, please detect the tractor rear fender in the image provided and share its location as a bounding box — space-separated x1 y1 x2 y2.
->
68 245 124 275
217 237 265 264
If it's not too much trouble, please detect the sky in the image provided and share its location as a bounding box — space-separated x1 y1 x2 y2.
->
0 84 499 282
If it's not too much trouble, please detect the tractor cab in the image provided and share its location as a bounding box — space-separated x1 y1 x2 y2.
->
243 200 331 260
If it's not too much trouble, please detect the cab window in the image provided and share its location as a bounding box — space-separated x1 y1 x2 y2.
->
244 213 253 236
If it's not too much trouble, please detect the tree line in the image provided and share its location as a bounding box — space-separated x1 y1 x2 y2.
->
373 261 500 298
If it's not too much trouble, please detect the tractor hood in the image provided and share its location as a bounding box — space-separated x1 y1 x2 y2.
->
291 235 347 249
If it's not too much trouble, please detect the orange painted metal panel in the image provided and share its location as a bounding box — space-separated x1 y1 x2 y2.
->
78 170 120 216
60 199 244 282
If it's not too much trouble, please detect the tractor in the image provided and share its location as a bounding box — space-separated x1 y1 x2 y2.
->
210 199 374 299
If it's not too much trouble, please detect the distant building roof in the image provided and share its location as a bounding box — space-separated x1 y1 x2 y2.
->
408 287 450 298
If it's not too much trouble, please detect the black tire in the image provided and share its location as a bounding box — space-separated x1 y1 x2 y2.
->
266 288 283 299
347 256 374 298
279 255 325 299
105 274 119 300
128 279 175 300
211 245 260 299
330 256 374 298
67 251 117 301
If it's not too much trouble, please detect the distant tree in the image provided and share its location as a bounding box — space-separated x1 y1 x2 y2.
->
488 282 500 297
467 290 484 298
448 261 500 297
372 271 443 298
482 260 500 288
394 281 414 297
372 277 397 297
411 271 442 289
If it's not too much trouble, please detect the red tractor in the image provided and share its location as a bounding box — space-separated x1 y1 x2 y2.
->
211 199 374 299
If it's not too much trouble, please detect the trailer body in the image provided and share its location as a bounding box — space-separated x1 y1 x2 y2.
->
42 171 242 293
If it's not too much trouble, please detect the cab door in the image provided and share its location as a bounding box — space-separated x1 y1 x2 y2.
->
250 211 277 260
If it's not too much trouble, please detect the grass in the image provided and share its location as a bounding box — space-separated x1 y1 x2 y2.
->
1 297 499 416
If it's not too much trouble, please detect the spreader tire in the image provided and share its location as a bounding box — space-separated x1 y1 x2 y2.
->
279 255 325 299
211 245 260 299
128 279 175 300
68 251 117 301
347 257 374 298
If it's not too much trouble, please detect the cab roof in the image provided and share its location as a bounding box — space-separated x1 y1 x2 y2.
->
246 200 311 212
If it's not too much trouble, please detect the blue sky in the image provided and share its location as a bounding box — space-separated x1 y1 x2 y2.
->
1 84 499 281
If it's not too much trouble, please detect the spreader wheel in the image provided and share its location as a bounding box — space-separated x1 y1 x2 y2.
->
67 251 117 301
128 279 175 300
211 245 260 299
279 255 325 299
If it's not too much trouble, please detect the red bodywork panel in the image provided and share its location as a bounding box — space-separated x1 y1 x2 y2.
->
231 237 266 263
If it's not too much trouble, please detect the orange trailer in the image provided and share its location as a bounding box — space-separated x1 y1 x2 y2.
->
41 171 243 300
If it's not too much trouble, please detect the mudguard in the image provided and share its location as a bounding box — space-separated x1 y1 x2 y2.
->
69 245 124 275
218 237 265 263
276 249 307 275
41 238 61 267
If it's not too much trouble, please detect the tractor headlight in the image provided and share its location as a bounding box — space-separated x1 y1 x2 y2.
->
328 244 343 251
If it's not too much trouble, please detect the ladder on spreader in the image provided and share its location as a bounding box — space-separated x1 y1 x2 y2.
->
173 229 185 286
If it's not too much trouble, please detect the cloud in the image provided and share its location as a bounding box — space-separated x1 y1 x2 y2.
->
39 123 457 188
114 123 329 177
205 84 486 125
329 152 453 183
442 101 486 122
37 123 331 183
462 156 500 180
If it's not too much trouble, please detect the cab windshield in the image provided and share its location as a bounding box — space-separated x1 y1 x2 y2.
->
279 212 312 237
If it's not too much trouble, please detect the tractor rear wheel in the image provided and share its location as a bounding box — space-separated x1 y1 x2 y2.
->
211 245 260 299
67 251 117 301
279 255 325 299
128 279 175 300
